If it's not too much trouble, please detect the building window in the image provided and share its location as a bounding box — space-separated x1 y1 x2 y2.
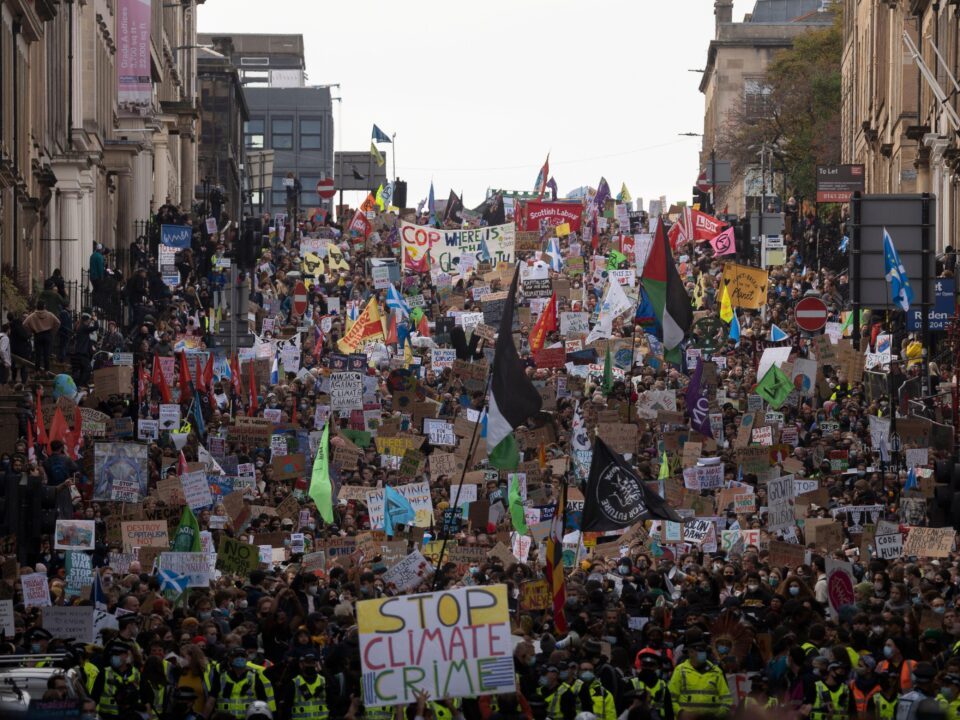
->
272 119 293 149
744 78 772 119
300 176 321 206
244 119 264 149
240 56 270 66
272 175 288 208
300 119 323 150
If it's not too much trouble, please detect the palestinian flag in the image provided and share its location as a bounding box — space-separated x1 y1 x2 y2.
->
486 266 542 470
642 218 693 359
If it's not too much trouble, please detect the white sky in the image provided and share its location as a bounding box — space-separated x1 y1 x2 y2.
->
197 0 755 210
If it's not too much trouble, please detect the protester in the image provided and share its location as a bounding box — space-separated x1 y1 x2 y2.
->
1 184 955 720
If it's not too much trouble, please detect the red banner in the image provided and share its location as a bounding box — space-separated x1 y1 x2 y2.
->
521 201 583 232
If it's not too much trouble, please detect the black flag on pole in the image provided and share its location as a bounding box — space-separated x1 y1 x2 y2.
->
581 437 682 531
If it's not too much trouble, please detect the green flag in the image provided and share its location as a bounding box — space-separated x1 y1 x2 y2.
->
755 364 793 410
601 345 614 396
489 433 521 471
309 422 334 524
410 307 424 325
171 507 201 552
658 450 670 480
606 250 627 269
508 474 528 535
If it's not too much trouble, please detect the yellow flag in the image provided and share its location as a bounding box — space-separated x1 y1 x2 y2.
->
620 182 632 203
402 337 413 368
720 281 733 323
370 141 385 168
375 184 385 210
337 297 384 353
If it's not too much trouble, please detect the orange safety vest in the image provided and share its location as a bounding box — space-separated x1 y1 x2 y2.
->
876 659 916 692
850 682 880 717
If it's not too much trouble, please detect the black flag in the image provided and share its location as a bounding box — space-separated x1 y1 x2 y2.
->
581 437 682 531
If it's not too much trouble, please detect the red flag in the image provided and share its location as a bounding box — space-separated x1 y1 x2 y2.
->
202 354 217 408
65 406 83 460
195 358 206 394
535 153 550 200
178 450 188 476
528 292 557 353
35 390 49 452
49 408 69 447
291 399 298 427
689 208 724 242
229 354 242 396
26 420 36 465
177 352 192 394
152 355 172 404
385 314 398 345
417 314 430 338
248 359 258 417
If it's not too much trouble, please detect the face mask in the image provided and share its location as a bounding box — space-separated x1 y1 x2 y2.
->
580 672 595 683
618 566 631 576
559 671 569 681
935 607 946 615
769 577 779 587
232 658 248 669
789 586 800 596
717 645 730 656
539 676 549 687
747 584 760 592
695 651 708 665
238 601 248 609
30 643 41 654
111 655 124 669
305 586 318 596
470 566 479 575
198 611 212 621
872 625 883 635
883 646 894 659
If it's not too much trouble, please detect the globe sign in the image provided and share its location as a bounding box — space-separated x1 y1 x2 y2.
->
53 373 78 400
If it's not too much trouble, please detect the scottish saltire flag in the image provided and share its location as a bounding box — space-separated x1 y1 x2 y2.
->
884 227 914 311
546 236 563 272
386 283 411 318
729 312 741 345
905 466 918 491
371 124 392 143
770 324 788 342
159 568 189 596
270 355 279 385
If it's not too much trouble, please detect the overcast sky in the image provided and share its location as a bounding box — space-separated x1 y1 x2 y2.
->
198 0 755 211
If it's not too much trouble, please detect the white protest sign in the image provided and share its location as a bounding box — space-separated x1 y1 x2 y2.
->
381 550 434 593
181 471 213 511
21 573 51 608
875 533 903 560
43 606 94 643
330 372 363 412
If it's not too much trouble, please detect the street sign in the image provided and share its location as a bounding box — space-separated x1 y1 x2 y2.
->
316 178 336 200
794 296 829 333
907 277 954 331
816 165 865 203
696 170 711 193
292 281 308 316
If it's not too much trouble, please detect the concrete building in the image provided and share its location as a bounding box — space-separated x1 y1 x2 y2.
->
198 45 248 224
199 33 334 219
840 0 958 252
699 0 833 215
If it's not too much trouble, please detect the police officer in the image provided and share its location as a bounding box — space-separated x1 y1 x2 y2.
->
574 662 616 720
163 687 202 720
897 663 939 720
936 673 960 719
666 628 731 718
538 665 576 720
213 647 274 720
91 641 143 720
282 651 329 720
810 661 855 720
631 653 673 720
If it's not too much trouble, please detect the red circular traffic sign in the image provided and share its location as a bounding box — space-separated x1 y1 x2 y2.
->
696 170 712 193
293 281 308 316
794 296 829 332
316 178 336 200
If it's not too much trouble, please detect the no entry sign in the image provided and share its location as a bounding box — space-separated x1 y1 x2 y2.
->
316 178 336 200
794 296 828 333
293 281 308 316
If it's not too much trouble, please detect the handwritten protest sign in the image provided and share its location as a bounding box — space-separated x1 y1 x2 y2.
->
357 584 514 706
216 536 261 575
519 579 551 610
22 572 52 608
43 606 93 643
120 521 169 553
903 527 956 557
876 532 903 560
381 550 434 593
181 471 213 511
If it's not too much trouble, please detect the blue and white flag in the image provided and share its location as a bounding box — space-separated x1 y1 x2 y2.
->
159 568 189 596
270 355 279 385
386 283 411 318
905 466 918 491
770 324 788 342
93 568 109 611
729 313 741 345
382 485 415 537
884 227 914 311
546 236 563 272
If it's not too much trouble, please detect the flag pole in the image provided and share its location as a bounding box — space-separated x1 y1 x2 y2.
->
431 373 492 591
